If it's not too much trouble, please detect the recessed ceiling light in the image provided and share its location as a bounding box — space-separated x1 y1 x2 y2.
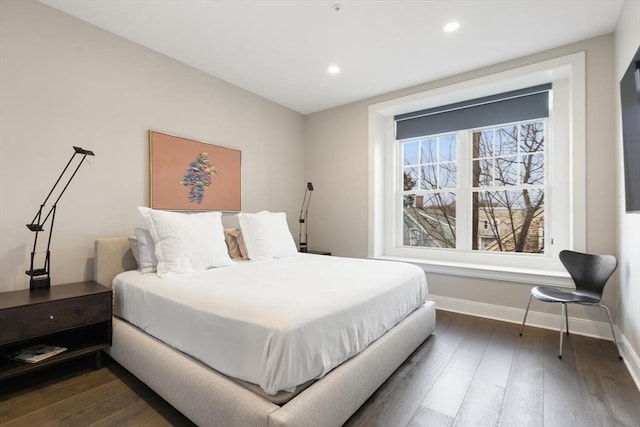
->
443 21 460 32
328 65 340 74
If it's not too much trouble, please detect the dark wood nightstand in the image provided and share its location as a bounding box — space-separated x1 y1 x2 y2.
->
307 250 332 256
0 281 112 381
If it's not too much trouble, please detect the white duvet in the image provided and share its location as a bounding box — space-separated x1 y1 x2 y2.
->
112 254 428 395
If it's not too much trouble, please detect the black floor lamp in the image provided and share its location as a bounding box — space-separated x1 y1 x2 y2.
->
298 182 314 252
26 146 95 291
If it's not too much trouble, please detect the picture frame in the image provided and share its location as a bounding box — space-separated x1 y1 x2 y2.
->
149 131 241 211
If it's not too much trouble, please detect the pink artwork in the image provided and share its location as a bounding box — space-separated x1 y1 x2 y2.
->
149 131 241 211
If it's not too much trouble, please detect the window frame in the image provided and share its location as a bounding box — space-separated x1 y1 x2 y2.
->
368 53 586 286
399 118 548 254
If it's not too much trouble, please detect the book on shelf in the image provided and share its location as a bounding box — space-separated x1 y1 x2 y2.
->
9 344 68 363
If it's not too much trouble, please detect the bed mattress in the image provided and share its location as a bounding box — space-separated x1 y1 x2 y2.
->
112 254 428 395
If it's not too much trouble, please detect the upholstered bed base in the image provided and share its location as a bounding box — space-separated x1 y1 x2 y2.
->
95 237 436 427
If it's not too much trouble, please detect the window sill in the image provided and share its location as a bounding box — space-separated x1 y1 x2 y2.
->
371 255 573 287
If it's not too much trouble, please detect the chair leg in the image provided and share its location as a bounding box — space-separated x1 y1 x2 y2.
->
565 303 570 335
520 294 533 336
559 303 565 359
598 304 622 360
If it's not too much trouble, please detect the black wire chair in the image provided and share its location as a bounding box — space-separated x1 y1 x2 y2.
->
519 250 621 360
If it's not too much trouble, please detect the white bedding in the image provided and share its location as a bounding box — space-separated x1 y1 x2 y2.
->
112 254 428 395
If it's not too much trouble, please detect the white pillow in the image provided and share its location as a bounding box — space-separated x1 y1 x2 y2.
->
134 227 158 273
138 207 233 277
236 211 298 260
128 235 139 266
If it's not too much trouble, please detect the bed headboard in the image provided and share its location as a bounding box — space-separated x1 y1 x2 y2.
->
94 237 137 287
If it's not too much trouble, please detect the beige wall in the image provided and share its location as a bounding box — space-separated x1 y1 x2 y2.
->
615 0 640 372
305 34 618 324
0 0 305 291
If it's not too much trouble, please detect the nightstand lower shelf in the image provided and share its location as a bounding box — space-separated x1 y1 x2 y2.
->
0 324 110 380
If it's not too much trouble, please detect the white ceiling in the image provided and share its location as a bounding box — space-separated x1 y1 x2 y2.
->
40 0 624 115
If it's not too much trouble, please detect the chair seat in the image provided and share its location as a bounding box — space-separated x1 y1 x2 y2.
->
531 286 600 304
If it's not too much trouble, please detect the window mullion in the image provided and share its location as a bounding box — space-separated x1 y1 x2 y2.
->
456 131 470 251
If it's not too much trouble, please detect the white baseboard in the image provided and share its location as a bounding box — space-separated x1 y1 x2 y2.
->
430 294 614 339
617 328 640 392
429 294 640 392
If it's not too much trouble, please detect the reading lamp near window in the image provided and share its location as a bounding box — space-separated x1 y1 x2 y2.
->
298 182 314 252
26 146 95 291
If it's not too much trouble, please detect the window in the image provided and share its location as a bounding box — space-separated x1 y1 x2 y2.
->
401 119 546 254
470 121 545 253
369 53 586 283
402 134 457 249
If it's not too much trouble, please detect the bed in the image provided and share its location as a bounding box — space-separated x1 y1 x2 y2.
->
94 236 436 426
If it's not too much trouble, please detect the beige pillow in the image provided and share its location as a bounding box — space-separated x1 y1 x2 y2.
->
224 228 249 260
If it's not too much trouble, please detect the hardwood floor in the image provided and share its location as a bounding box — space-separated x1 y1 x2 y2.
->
1 311 638 426
347 311 640 427
0 356 195 426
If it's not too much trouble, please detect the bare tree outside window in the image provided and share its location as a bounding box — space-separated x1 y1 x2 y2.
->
402 135 457 249
472 121 545 253
401 120 545 254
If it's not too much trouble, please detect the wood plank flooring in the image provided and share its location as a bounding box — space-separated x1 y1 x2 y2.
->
1 311 638 426
347 311 640 427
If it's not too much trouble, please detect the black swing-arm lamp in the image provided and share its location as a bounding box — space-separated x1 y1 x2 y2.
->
298 182 314 252
26 146 95 291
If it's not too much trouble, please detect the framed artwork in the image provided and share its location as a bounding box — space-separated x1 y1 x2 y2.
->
149 131 241 211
